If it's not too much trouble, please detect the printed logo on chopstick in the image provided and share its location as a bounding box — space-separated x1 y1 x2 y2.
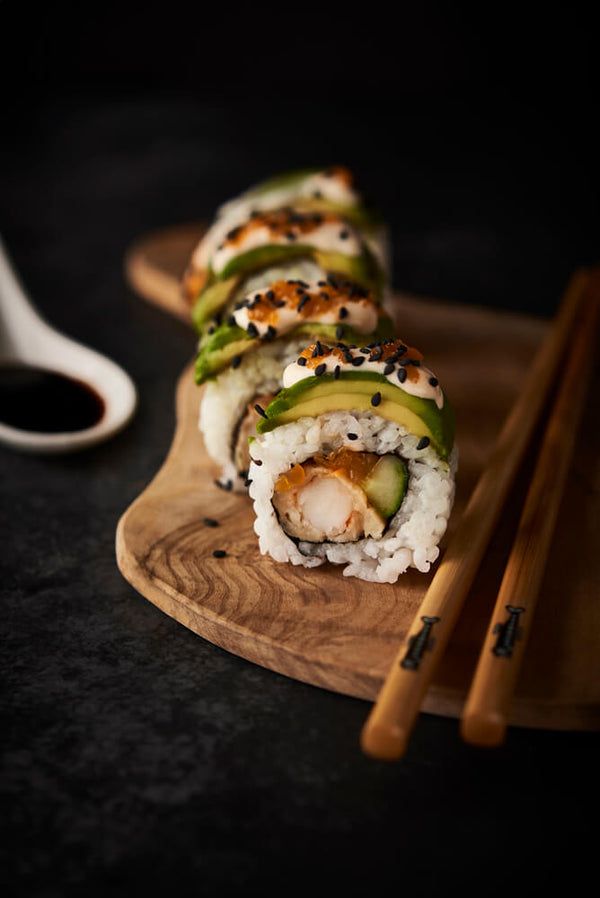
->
400 616 441 670
492 605 525 658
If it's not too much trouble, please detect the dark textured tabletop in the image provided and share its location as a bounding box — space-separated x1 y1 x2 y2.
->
2 15 598 894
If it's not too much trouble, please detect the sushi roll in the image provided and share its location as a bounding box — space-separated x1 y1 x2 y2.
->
248 338 457 583
189 207 385 335
183 166 388 304
197 279 393 492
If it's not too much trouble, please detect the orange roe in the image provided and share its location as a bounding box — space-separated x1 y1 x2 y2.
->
275 463 306 492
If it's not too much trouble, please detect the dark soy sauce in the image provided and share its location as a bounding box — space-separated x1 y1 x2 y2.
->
0 365 105 433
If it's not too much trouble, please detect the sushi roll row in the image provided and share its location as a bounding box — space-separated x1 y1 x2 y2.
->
186 167 390 491
184 168 457 582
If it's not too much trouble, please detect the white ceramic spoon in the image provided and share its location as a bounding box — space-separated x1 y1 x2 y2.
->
0 238 137 453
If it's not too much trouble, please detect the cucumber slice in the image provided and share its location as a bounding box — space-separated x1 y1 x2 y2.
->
363 455 408 519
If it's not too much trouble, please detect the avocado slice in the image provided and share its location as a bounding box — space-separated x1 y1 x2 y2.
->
194 317 395 384
218 245 381 296
257 371 455 461
363 455 408 519
192 275 240 331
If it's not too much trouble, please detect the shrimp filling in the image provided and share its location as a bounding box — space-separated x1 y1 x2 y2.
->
272 450 387 543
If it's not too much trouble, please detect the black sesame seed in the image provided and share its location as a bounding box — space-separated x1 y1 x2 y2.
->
266 290 275 302
313 190 323 199
226 226 242 240
254 404 268 419
334 365 341 379
339 229 350 240
319 291 330 300
297 294 310 312
416 436 430 450
347 432 358 440
360 347 370 354
369 347 383 362
336 325 345 340
214 479 233 492
285 231 297 241
265 325 277 340
297 280 309 288
371 392 382 407
397 368 407 383
407 359 421 367
315 363 327 376
297 357 307 367
244 478 253 487
203 517 219 527
212 549 227 558
254 459 262 466
351 356 365 367
227 315 236 326
296 287 305 296
231 355 242 369
207 325 216 335
318 280 327 287
383 361 395 375
247 323 259 337
429 376 439 386
254 293 262 302
338 306 349 320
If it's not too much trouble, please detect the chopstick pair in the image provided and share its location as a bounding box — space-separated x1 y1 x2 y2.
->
361 268 600 760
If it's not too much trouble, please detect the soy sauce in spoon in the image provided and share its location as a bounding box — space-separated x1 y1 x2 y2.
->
0 364 105 433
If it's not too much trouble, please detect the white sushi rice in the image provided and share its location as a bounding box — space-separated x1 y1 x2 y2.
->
199 338 307 492
248 411 458 583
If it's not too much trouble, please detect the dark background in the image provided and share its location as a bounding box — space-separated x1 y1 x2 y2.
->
1 5 598 896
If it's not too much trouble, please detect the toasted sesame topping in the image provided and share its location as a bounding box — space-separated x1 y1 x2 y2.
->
203 517 219 527
416 436 430 450
212 549 227 558
371 392 382 407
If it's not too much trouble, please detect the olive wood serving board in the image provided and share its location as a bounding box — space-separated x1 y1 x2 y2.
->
117 225 600 730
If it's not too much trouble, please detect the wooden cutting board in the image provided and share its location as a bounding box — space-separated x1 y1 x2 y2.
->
117 225 600 731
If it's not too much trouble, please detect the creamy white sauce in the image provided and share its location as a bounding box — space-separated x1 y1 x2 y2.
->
210 220 362 277
193 170 359 269
232 286 379 338
282 350 444 409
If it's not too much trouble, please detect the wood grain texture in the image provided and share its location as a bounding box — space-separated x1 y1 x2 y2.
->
117 225 600 730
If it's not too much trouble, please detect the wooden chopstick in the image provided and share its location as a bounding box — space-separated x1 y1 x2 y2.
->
461 279 600 746
360 268 595 761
